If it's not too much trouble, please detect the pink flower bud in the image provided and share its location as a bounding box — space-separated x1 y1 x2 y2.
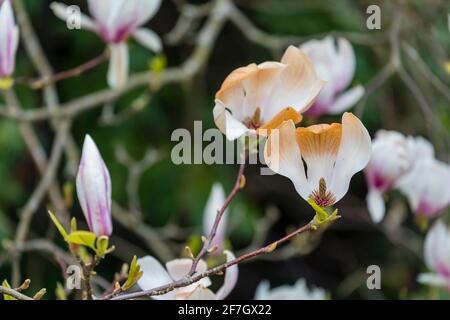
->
0 0 19 78
76 135 112 237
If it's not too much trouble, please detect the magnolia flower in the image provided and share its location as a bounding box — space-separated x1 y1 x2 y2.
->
255 278 326 300
203 183 227 254
51 0 162 88
300 37 364 117
137 251 238 300
417 221 450 290
0 0 19 79
214 46 324 141
396 158 450 219
365 130 434 223
264 112 371 207
76 135 112 237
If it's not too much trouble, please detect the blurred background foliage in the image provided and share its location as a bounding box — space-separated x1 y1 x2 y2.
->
0 0 449 299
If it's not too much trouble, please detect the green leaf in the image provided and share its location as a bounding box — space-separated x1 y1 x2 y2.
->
55 282 67 300
122 256 143 291
95 236 109 258
67 231 97 251
2 280 17 300
48 210 68 241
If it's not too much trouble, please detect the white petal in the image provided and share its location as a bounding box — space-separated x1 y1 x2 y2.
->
330 112 372 201
366 189 385 223
254 280 271 300
132 28 162 53
215 251 238 300
335 37 356 91
213 100 250 140
50 2 96 32
327 85 364 114
203 183 227 252
263 120 309 200
255 278 326 300
76 135 112 237
137 256 175 300
165 259 211 296
417 273 447 287
424 221 450 272
107 43 129 89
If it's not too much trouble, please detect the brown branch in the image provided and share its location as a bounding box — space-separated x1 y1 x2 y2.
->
111 221 314 300
0 286 34 301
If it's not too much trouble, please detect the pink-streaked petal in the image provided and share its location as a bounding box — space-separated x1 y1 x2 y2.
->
132 28 162 53
76 135 112 237
330 112 372 201
0 0 18 77
215 251 238 300
107 43 129 89
137 256 175 300
327 85 364 114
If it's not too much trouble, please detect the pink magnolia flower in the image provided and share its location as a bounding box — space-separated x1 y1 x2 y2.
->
364 130 434 223
300 37 364 118
51 0 162 88
76 135 112 237
214 46 324 140
255 278 326 300
264 112 372 207
0 0 19 78
137 251 238 300
396 158 450 219
203 183 227 255
418 221 450 291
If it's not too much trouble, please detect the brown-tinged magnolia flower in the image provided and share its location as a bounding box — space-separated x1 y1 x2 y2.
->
213 46 324 140
264 112 371 207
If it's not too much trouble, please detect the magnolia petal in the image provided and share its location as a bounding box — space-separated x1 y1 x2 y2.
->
76 135 112 237
327 85 364 114
203 183 227 252
0 0 18 77
335 37 356 91
423 221 450 277
213 100 250 140
255 278 326 300
366 189 385 223
50 2 97 32
258 107 302 137
254 280 271 300
215 251 238 300
133 28 162 53
264 46 324 119
264 120 309 200
137 256 175 300
107 43 129 89
396 158 450 217
165 259 211 298
330 112 372 201
417 273 447 287
186 286 217 300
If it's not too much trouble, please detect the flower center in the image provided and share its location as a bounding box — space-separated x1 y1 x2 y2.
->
244 107 261 129
310 178 336 208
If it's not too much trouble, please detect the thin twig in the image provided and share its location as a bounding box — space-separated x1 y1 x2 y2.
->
0 286 34 300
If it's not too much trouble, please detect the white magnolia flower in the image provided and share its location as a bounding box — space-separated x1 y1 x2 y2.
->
364 130 434 223
203 183 227 254
0 0 19 78
417 221 450 291
137 251 238 300
255 278 326 300
51 0 162 88
76 135 112 237
214 46 324 140
396 158 450 219
264 112 372 207
300 36 364 117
